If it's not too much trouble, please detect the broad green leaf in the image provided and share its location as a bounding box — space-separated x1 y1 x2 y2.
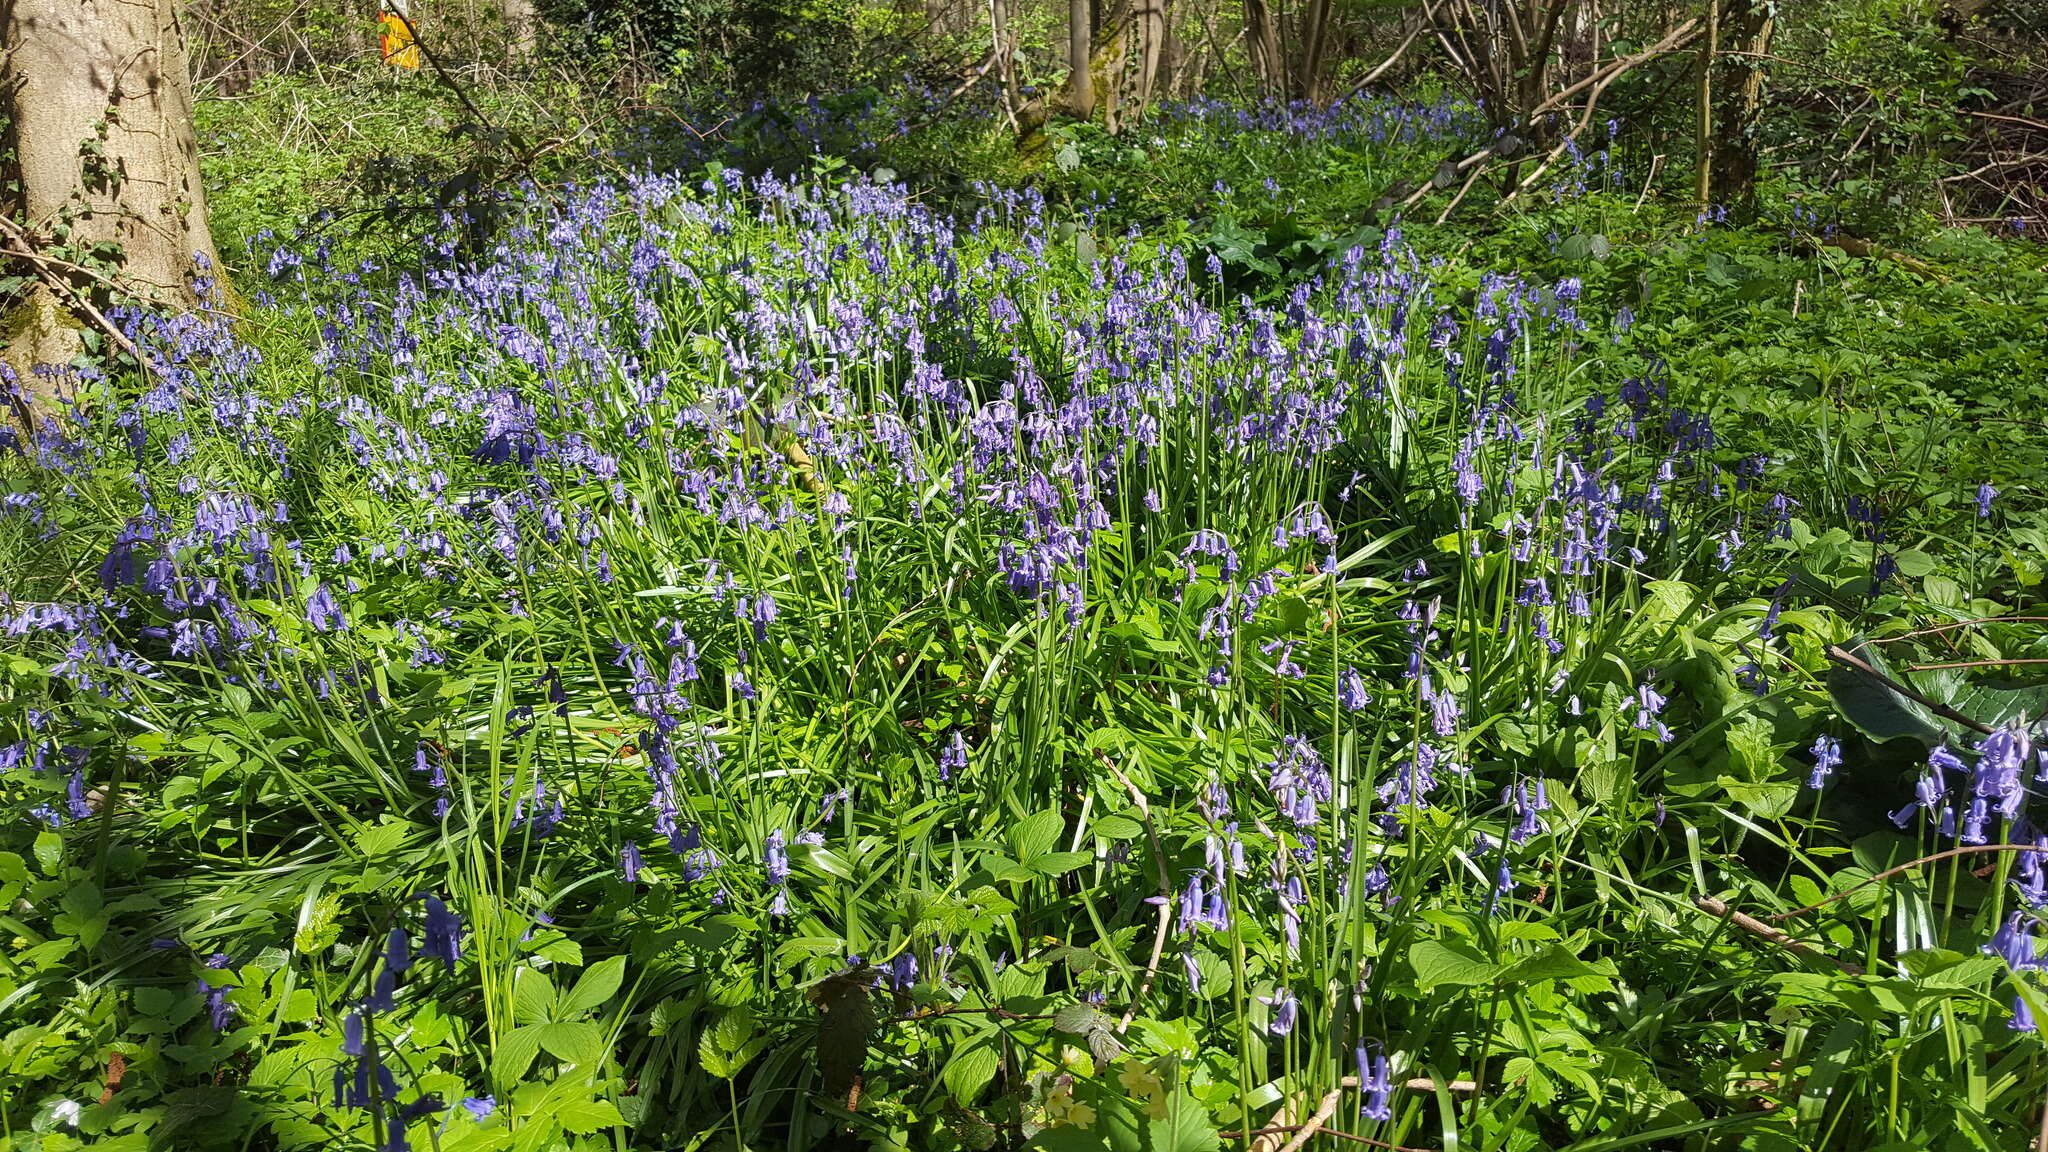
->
1410 939 1501 988
554 1097 625 1134
494 1023 545 1083
534 1020 605 1067
942 1039 1000 1103
512 966 557 1025
559 955 627 1016
1009 808 1066 861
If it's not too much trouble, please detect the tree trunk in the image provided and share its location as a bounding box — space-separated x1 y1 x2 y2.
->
3 0 221 404
1129 0 1169 117
501 0 537 58
1244 0 1283 98
1067 0 1095 118
1694 0 1717 207
1709 0 1773 219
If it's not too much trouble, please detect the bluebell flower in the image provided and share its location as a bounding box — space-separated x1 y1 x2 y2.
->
1338 667 1371 711
306 582 346 632
421 897 463 971
1978 484 1997 519
1258 987 1299 1035
1808 736 1843 790
1356 1041 1392 1120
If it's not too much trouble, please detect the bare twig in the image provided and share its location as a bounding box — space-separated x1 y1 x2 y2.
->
0 216 148 366
1769 845 2048 922
1904 659 2048 672
1825 643 1995 735
1695 895 1865 975
1871 617 2048 643
1093 748 1172 1034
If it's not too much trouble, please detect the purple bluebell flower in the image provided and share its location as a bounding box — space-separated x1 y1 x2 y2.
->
421 896 463 970
306 583 346 632
621 841 643 882
939 731 968 781
1258 987 1299 1035
765 829 790 916
1356 1041 1392 1121
461 1096 496 1120
1978 484 1997 519
1985 913 2041 972
1338 667 1371 711
1808 736 1842 790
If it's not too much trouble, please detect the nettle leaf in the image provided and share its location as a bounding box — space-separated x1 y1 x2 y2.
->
1410 939 1500 988
1052 1003 1108 1034
807 964 881 1108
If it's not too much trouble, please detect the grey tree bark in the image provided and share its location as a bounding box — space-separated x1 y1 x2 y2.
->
3 0 221 405
1068 0 1096 118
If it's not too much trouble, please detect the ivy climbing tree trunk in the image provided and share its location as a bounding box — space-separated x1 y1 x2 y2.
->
1709 0 1775 220
2 0 221 407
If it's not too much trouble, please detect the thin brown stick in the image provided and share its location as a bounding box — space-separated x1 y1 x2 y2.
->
1276 1087 1346 1152
0 218 148 367
1871 617 2048 643
1695 896 1865 975
1342 9 1432 99
1093 748 1173 1034
1769 845 2048 922
1905 659 2048 672
1228 1126 1432 1151
1825 644 1995 735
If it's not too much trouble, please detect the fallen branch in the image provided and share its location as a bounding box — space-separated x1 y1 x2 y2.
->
1808 234 1951 285
1695 895 1865 975
0 215 148 368
1825 643 1994 735
1398 18 1701 213
1768 845 2048 922
1094 748 1173 1034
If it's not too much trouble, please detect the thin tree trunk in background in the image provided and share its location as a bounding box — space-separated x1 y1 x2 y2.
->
1710 0 1773 217
2 0 221 407
1068 0 1096 117
990 0 1021 126
1695 0 1717 206
1297 0 1332 101
1130 0 1169 116
502 0 537 57
1244 0 1283 97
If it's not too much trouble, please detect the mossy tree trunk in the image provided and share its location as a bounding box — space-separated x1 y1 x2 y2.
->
2 0 221 409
